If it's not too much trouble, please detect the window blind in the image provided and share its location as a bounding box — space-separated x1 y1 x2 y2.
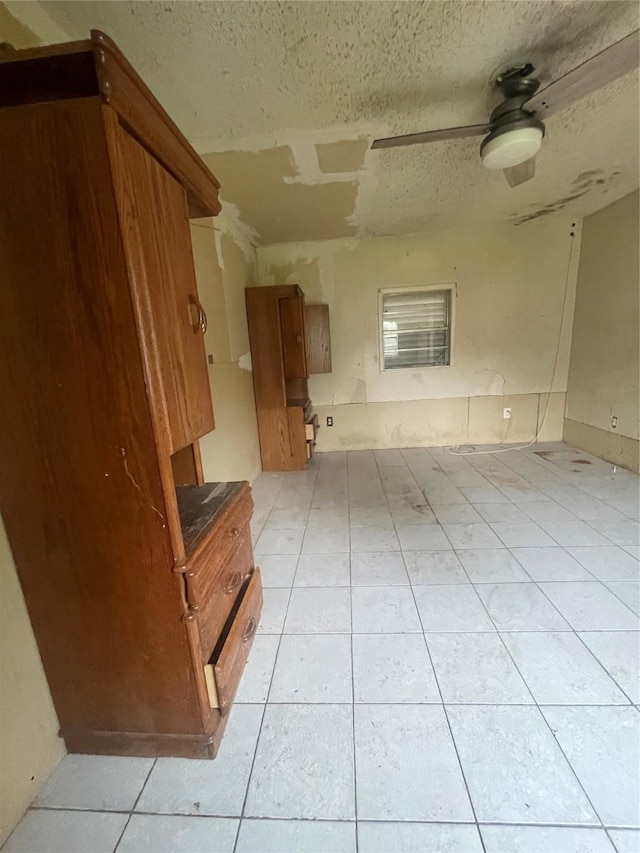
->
382 288 451 369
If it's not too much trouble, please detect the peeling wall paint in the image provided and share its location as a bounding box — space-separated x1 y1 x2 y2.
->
257 217 581 449
18 1 638 245
203 143 365 244
212 205 260 265
238 351 252 372
316 138 368 174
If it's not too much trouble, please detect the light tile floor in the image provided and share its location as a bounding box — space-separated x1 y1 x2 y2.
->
4 442 640 853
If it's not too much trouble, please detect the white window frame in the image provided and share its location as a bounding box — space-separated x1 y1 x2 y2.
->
378 283 456 373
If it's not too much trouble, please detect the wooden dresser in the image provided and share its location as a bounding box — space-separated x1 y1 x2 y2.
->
246 285 331 471
0 32 262 758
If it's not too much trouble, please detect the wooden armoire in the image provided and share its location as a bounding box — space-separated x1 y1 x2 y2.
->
246 285 331 471
0 32 262 758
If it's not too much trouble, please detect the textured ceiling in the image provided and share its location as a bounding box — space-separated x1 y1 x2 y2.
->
20 1 640 243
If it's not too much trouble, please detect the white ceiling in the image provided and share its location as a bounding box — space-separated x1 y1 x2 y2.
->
22 1 640 243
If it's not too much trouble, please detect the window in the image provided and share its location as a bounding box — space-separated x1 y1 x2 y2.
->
380 286 453 370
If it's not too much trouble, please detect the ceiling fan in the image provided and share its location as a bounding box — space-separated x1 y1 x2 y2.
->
371 29 639 188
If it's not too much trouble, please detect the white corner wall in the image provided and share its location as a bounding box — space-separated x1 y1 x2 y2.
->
191 214 262 484
564 190 640 471
257 217 580 450
0 519 65 844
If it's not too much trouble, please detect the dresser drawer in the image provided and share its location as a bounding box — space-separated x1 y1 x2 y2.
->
186 484 253 585
193 527 254 660
204 568 263 716
305 414 319 441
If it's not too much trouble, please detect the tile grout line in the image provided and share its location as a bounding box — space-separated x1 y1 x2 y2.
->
526 566 639 702
349 526 359 852
373 451 487 851
600 582 640 618
495 633 611 832
189 700 638 707
531 570 637 634
233 469 310 852
126 456 639 841
12 450 637 850
569 632 637 707
21 803 640 830
453 455 637 704
404 450 522 847
112 758 157 852
476 447 631 523
470 446 633 682
389 448 636 836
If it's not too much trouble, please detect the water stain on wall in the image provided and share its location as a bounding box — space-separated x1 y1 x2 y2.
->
510 168 621 225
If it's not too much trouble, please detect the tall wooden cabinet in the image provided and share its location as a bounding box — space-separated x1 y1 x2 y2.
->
0 32 262 759
246 285 331 471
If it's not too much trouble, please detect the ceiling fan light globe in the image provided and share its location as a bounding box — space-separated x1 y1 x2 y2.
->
481 126 543 170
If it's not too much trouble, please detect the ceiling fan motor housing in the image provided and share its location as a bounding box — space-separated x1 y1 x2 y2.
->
480 73 545 169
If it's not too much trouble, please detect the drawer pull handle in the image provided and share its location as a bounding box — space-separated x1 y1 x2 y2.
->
242 616 257 643
223 571 242 595
227 527 240 539
188 295 207 335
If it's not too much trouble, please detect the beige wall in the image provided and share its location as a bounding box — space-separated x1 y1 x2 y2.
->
191 216 262 483
0 7 66 846
565 190 640 471
0 1 41 47
0 520 65 845
257 218 579 451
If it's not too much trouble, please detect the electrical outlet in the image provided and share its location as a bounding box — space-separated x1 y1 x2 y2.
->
611 415 618 429
326 416 333 427
503 408 511 419
207 354 214 364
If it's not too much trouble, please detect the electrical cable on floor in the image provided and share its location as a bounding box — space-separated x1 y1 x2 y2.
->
448 225 577 457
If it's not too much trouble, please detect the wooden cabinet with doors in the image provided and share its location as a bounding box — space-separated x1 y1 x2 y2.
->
246 285 330 471
0 32 261 759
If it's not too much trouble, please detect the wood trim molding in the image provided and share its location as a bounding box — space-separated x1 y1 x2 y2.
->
91 30 221 218
246 284 303 300
0 31 221 219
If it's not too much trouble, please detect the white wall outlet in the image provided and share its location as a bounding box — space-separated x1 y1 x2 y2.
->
503 408 511 419
611 415 618 429
326 416 333 427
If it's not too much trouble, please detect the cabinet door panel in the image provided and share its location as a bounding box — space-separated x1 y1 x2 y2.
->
245 295 286 408
279 295 308 379
304 303 332 374
109 123 214 453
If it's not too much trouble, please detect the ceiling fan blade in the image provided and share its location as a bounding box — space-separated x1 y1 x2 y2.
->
503 157 536 188
526 28 639 118
371 124 487 150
